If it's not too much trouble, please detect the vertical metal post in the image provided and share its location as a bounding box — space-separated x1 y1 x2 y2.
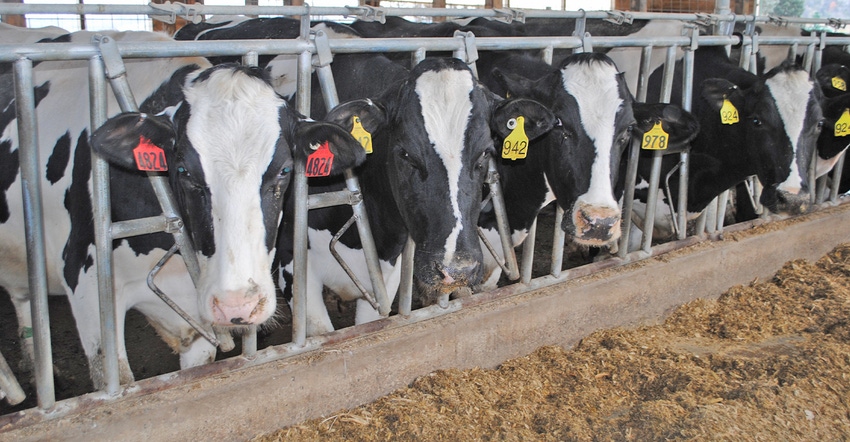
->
89 54 120 395
676 38 694 240
241 49 259 359
549 207 566 277
291 49 313 346
829 152 846 202
520 218 536 284
618 137 642 258
0 350 26 406
14 57 55 410
635 45 652 102
486 158 520 281
398 236 415 316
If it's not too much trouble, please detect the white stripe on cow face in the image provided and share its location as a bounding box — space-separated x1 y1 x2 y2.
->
184 68 283 304
765 70 814 194
561 60 623 210
414 69 474 267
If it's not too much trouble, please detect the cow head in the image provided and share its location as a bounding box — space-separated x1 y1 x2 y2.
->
91 64 366 327
326 58 553 303
492 53 634 247
698 61 824 215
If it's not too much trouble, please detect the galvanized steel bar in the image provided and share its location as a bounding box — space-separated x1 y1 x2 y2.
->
676 32 695 240
618 137 643 258
14 57 55 410
829 153 846 203
240 49 259 361
549 207 566 277
636 45 653 102
520 218 537 284
0 350 25 406
398 237 415 316
89 53 121 396
484 158 520 281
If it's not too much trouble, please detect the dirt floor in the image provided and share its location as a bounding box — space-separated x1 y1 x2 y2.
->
254 243 850 441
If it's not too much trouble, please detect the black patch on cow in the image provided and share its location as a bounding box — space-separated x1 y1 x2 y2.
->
0 140 19 223
46 131 71 184
192 63 268 86
62 130 94 292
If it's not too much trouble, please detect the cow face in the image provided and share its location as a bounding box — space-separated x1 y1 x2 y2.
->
91 64 366 327
493 53 634 247
700 62 823 214
327 58 554 303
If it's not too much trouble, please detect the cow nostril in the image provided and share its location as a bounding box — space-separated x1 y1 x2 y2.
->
230 317 248 325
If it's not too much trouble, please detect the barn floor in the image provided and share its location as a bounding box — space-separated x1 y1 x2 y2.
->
3 201 850 441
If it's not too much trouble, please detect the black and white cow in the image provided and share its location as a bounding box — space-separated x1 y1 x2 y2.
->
813 64 850 178
633 45 824 240
1 30 367 388
274 55 554 334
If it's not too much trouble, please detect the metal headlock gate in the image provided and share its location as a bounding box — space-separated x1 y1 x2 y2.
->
2 0 850 427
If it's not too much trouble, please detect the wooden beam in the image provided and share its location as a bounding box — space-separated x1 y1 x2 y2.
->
1 0 26 27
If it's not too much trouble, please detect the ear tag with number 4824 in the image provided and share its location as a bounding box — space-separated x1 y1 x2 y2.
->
502 116 528 160
720 97 739 125
835 109 850 137
833 76 847 92
134 136 168 172
641 121 669 150
351 116 373 154
305 141 334 177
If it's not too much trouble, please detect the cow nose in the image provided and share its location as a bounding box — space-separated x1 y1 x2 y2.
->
440 259 481 288
775 189 811 215
211 290 266 326
570 204 622 246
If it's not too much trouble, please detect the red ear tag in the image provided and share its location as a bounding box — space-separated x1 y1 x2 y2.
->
305 141 334 177
133 136 168 172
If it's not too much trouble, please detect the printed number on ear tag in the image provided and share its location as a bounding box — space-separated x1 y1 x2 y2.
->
134 136 168 172
502 116 528 160
835 109 850 137
351 116 372 154
305 141 334 177
641 121 669 150
720 98 739 125
833 76 847 92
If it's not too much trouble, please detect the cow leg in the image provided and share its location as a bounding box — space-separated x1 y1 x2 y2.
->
353 260 402 325
7 287 35 373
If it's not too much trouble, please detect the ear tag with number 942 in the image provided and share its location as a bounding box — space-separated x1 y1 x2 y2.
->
351 115 372 154
134 136 168 172
502 116 528 160
720 97 739 125
835 109 850 137
641 121 669 150
832 76 847 92
305 141 334 177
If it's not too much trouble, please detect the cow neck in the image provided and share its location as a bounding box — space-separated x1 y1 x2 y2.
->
481 149 552 236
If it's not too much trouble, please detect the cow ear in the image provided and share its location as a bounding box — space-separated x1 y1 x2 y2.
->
491 68 537 98
633 102 701 150
324 98 388 136
90 112 176 171
700 78 741 112
491 98 556 141
292 120 368 175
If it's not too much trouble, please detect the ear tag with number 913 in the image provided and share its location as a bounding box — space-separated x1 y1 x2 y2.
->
641 121 669 150
134 136 168 172
720 97 739 125
305 141 334 177
832 76 847 92
502 116 528 160
835 109 850 137
351 115 372 154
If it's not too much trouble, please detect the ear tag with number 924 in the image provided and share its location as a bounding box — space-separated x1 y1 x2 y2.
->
835 109 850 137
134 136 168 172
720 97 739 125
502 116 528 160
641 121 669 150
351 115 372 154
305 141 334 177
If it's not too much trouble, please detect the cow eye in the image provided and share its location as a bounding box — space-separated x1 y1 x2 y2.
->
475 151 490 170
816 120 825 131
752 117 762 126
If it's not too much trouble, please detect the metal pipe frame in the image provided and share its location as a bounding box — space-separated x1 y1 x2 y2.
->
5 8 850 417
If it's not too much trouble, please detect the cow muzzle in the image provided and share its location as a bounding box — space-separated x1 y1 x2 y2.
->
210 279 271 326
567 202 622 247
414 257 481 307
772 188 811 215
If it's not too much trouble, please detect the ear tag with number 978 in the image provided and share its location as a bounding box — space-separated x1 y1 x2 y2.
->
835 109 850 137
351 116 373 154
720 98 739 125
641 121 669 150
502 116 528 160
832 76 847 92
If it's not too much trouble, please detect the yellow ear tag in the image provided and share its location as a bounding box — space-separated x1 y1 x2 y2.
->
835 109 850 137
502 116 528 160
832 76 847 92
351 116 372 154
641 121 669 150
720 98 739 125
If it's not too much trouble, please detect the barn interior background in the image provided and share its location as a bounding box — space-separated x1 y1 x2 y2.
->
1 0 850 439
